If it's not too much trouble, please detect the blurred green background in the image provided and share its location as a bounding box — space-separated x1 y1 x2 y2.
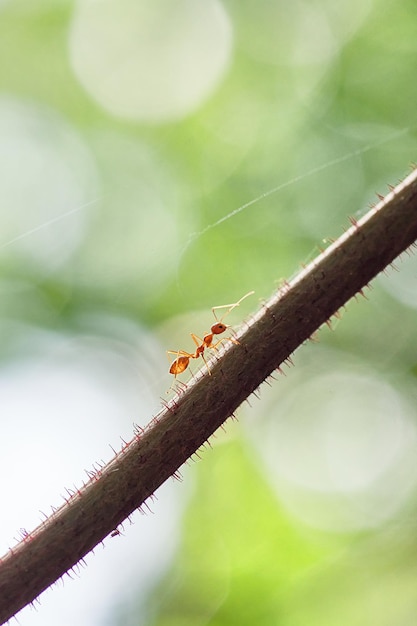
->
1 0 417 625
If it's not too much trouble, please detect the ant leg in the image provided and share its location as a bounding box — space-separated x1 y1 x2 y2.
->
167 378 187 394
190 333 204 349
166 349 195 363
211 336 240 350
190 333 212 375
200 350 212 375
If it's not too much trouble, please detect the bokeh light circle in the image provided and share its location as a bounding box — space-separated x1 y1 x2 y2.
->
245 350 417 532
69 0 233 123
0 97 97 270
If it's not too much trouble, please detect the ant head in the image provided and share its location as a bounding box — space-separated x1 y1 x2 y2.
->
211 322 228 335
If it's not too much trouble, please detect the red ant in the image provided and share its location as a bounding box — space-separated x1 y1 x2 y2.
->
167 291 254 390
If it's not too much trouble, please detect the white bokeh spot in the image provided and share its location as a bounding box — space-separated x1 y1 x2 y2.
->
0 97 97 269
245 350 417 532
69 0 233 123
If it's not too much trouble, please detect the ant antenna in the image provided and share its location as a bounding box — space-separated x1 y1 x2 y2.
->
212 290 255 322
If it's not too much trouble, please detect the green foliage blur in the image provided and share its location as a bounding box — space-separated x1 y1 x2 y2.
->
1 0 417 625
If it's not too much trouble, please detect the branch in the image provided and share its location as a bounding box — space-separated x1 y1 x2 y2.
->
1 169 417 623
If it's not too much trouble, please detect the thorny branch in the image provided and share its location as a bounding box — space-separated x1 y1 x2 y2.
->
1 168 417 624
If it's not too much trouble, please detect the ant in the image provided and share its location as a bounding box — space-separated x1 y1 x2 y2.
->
167 291 254 391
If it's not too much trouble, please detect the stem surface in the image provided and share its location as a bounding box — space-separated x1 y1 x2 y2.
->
1 169 417 624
